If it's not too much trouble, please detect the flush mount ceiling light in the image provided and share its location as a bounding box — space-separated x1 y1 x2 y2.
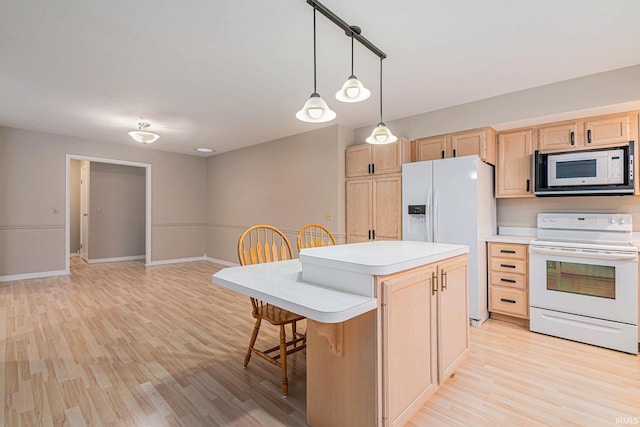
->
366 58 397 145
195 148 215 153
128 122 160 144
335 27 370 103
296 6 336 123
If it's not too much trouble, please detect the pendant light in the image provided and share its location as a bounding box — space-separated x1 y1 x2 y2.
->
128 122 160 144
296 6 336 123
366 58 397 144
335 27 370 103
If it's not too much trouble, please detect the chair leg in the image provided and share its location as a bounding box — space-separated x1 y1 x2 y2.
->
280 324 288 397
244 318 261 368
291 322 297 347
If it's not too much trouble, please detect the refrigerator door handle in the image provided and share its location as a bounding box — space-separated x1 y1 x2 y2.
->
433 189 439 242
427 188 432 242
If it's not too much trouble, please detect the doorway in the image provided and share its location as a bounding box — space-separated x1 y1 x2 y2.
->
65 155 152 274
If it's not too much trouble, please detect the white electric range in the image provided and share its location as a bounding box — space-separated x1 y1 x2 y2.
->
529 213 638 354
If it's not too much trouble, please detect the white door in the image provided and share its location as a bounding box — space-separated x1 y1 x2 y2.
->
80 163 89 261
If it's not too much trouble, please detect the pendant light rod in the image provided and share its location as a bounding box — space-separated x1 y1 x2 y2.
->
305 0 387 60
313 6 317 93
378 57 383 122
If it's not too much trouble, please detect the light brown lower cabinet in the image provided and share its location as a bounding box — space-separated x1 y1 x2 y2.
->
488 242 529 321
307 255 469 427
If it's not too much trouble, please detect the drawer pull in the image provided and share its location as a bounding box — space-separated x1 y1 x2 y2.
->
500 250 516 254
500 278 517 283
500 264 516 269
500 298 517 304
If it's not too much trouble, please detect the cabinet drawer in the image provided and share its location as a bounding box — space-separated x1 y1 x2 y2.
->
490 258 527 275
489 243 527 260
490 272 527 290
490 287 528 318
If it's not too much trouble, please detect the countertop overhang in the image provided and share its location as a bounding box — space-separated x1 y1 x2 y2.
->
213 259 377 323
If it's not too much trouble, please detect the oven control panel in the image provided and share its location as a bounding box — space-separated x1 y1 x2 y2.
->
537 213 632 232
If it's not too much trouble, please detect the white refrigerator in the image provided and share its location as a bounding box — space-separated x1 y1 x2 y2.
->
402 156 496 325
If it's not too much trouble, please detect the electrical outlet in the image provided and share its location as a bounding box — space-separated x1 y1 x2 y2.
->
53 207 60 214
325 211 332 221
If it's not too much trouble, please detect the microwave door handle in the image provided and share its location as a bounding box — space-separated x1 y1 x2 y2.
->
530 246 637 261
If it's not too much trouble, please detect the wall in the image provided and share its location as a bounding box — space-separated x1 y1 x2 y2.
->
0 126 208 277
354 64 640 229
206 125 350 264
88 162 145 260
69 159 81 254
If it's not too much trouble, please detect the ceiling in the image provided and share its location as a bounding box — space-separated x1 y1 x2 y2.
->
2 1 640 157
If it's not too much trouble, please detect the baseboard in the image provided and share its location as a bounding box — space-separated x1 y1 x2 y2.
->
0 269 69 283
205 256 238 267
70 253 80 258
147 256 207 266
87 255 146 264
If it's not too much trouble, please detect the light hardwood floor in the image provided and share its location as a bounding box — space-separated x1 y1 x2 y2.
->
1 259 639 426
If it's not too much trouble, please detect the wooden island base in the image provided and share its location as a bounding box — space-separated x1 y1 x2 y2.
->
306 255 470 427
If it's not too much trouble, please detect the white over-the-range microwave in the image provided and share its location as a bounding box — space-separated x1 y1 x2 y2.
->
534 141 634 196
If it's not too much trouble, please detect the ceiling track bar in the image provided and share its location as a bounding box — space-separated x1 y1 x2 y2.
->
305 0 387 59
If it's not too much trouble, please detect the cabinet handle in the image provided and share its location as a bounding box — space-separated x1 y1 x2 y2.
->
432 272 438 296
587 129 592 144
372 229 376 240
441 150 445 159
441 270 447 291
368 230 371 240
570 131 575 145
453 149 457 157
526 179 530 192
500 278 517 283
500 298 517 304
500 264 516 269
368 164 371 174
371 163 375 174
500 249 516 254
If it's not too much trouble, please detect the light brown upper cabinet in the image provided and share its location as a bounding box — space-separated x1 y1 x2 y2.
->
496 129 534 198
346 175 402 243
538 113 632 153
346 138 411 178
413 127 496 165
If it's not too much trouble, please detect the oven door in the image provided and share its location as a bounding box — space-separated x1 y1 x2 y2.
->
529 245 638 325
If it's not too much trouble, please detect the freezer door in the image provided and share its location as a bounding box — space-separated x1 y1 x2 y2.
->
401 161 433 242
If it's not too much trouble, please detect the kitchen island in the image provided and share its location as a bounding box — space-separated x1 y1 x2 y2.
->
212 241 469 427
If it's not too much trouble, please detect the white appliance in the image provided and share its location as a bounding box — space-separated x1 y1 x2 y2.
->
534 142 634 196
529 213 638 354
402 156 496 325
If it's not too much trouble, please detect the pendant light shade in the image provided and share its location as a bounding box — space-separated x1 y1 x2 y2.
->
366 58 396 145
297 6 335 123
128 122 160 144
296 93 337 122
366 122 397 144
336 31 370 103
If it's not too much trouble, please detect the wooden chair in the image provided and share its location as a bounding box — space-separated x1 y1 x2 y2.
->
297 223 337 252
237 225 306 397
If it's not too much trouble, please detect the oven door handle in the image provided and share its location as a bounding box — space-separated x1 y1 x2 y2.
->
530 246 638 261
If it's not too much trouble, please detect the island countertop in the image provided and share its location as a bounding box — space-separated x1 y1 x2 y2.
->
299 240 469 275
212 241 469 323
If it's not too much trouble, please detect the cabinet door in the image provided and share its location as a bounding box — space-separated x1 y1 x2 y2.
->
381 266 437 427
346 179 372 243
496 129 534 198
373 175 402 240
346 145 373 178
538 122 581 152
450 127 496 165
414 136 448 161
585 114 630 147
372 142 403 175
436 255 469 382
